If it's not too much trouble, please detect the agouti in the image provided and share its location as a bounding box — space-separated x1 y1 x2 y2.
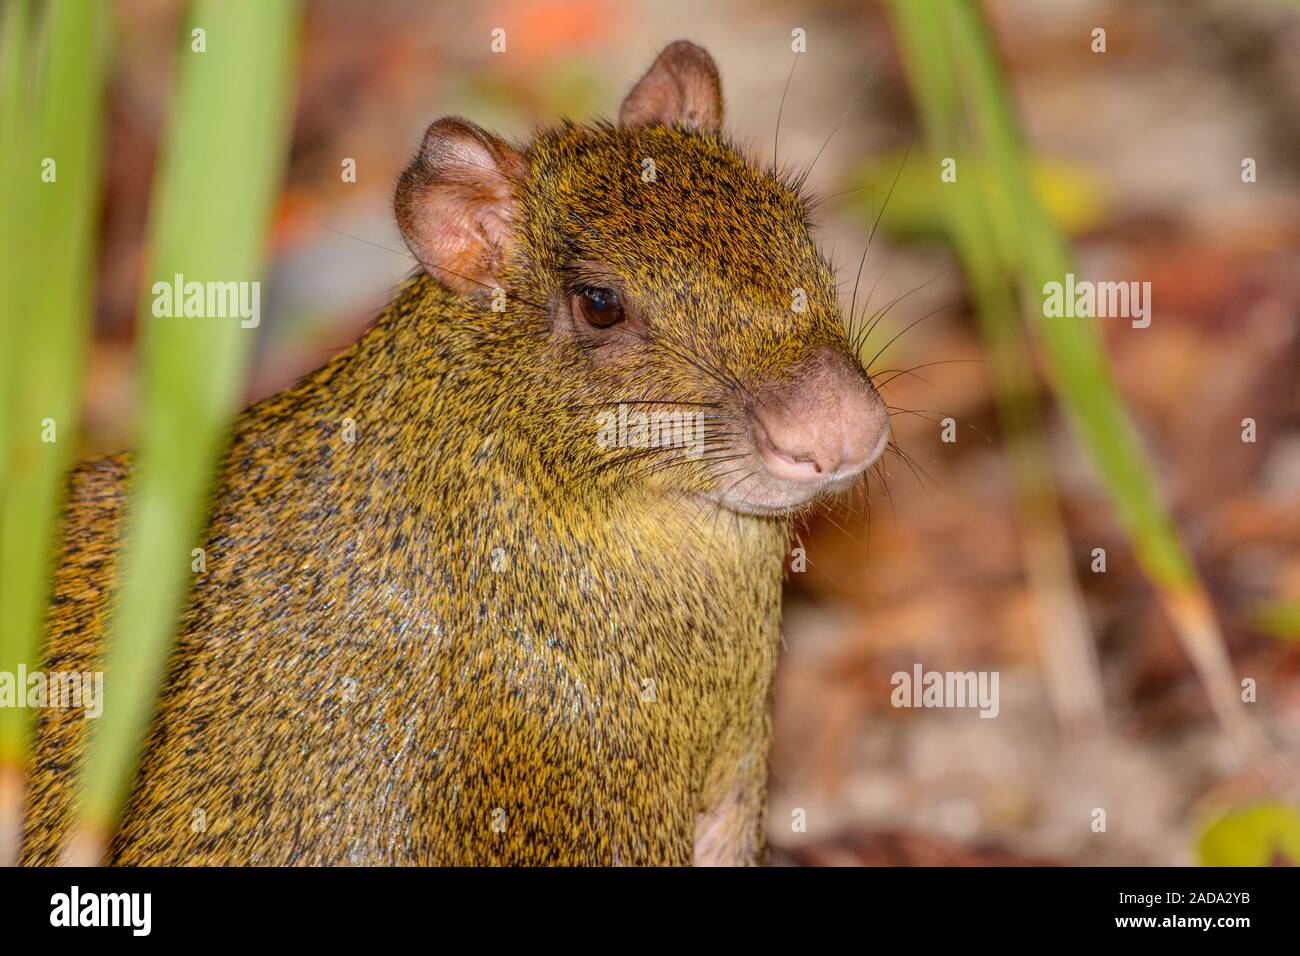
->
21 40 890 866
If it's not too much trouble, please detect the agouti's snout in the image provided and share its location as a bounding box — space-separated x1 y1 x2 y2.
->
751 347 890 492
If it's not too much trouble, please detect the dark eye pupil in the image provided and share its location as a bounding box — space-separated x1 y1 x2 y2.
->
575 287 624 328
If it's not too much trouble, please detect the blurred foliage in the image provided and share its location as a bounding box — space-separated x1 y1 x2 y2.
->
878 5 1106 729
462 60 607 124
883 0 1261 762
0 0 110 778
848 152 1109 243
1253 599 1300 640
1197 802 1300 866
71 0 302 850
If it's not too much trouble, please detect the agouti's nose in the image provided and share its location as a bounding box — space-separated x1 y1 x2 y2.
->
752 348 890 483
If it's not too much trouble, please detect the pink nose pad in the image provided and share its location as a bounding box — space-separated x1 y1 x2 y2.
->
753 416 842 481
752 349 891 484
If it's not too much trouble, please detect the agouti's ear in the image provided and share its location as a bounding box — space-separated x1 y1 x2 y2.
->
395 117 527 295
619 40 723 133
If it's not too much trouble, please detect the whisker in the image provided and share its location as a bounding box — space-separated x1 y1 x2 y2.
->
796 72 874 192
847 139 914 353
864 295 961 374
873 358 985 391
887 441 943 492
773 52 799 171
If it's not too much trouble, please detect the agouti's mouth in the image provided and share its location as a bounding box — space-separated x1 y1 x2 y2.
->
700 423 889 517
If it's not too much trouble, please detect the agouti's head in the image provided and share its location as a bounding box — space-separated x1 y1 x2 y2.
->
396 41 889 516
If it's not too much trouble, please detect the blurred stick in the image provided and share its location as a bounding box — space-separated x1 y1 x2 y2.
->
968 258 1106 733
0 0 110 866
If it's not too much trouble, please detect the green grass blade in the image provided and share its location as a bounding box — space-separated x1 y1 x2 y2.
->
884 0 1263 755
0 0 33 528
0 0 110 864
941 1 1192 585
69 0 302 859
886 0 1104 731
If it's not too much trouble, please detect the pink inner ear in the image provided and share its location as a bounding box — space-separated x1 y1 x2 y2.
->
619 41 723 132
407 180 508 295
395 117 525 296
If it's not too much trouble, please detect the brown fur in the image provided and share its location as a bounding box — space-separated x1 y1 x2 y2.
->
21 42 872 865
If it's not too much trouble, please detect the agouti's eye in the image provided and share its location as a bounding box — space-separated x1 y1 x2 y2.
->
572 287 625 328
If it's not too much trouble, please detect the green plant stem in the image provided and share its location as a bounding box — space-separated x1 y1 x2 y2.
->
0 0 110 865
68 0 302 859
885 0 1263 755
887 0 1103 731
